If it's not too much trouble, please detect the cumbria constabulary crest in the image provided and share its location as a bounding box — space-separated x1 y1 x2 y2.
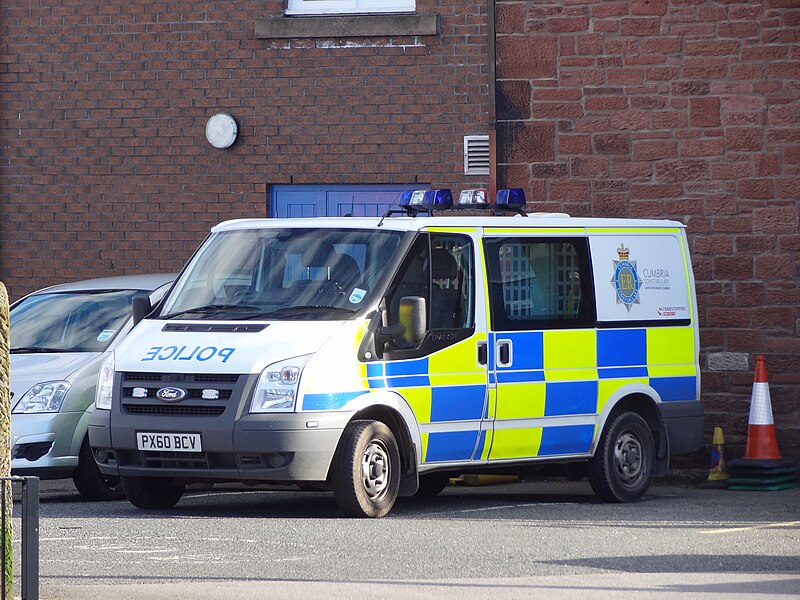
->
611 243 640 312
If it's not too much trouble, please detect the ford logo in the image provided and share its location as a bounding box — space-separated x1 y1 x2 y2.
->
156 387 186 402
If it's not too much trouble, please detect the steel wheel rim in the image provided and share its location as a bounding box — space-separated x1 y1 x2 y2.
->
360 439 390 501
614 431 645 487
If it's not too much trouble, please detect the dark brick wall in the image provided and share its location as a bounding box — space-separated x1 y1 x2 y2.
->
2 0 798 463
0 0 489 297
495 0 800 461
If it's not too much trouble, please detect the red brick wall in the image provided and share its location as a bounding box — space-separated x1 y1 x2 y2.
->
0 0 489 297
495 0 800 460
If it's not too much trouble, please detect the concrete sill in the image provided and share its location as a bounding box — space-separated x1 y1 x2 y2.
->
254 13 440 39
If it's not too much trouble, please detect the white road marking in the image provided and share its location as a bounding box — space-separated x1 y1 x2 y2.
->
700 520 800 534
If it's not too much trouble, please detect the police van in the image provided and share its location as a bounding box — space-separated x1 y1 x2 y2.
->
89 189 703 517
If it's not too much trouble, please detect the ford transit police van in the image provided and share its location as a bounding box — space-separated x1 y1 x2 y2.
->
89 189 703 517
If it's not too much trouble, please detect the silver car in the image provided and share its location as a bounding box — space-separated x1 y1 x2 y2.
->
10 274 174 500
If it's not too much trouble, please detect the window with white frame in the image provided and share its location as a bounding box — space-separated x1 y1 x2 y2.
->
286 0 415 15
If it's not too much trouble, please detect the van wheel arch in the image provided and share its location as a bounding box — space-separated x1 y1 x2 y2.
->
601 394 669 477
336 405 418 496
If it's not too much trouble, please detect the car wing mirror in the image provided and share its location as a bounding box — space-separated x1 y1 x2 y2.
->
132 295 152 327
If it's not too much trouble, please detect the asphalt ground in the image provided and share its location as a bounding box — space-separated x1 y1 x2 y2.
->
10 474 800 600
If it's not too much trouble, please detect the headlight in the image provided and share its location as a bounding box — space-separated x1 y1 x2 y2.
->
13 381 70 414
250 356 310 414
95 353 115 410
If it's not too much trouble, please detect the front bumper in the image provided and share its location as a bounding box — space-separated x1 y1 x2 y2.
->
11 412 84 478
89 409 353 483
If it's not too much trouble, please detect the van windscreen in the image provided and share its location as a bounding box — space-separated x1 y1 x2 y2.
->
160 228 403 321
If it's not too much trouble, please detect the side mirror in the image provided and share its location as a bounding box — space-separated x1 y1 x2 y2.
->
376 296 427 350
398 296 426 345
131 295 152 327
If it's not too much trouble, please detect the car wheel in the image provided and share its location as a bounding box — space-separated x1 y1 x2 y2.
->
73 438 125 501
332 420 400 518
121 476 186 509
588 411 654 503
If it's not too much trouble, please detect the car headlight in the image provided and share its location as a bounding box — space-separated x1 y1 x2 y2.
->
250 356 310 414
95 353 115 410
13 381 70 414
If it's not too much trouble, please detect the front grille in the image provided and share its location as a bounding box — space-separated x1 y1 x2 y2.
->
119 372 244 417
122 387 233 401
142 451 209 469
122 373 239 385
193 374 238 384
124 405 225 417
131 451 238 470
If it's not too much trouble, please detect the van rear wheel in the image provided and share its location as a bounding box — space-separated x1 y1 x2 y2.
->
122 476 186 509
588 411 654 503
332 420 400 518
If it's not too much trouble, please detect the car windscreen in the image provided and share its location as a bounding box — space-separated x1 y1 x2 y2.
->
159 227 404 321
10 289 143 353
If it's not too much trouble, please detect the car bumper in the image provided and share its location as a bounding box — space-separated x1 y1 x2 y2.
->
11 412 84 478
90 410 352 483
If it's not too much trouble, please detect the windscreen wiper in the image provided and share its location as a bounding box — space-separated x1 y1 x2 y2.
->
10 346 74 354
161 304 261 320
241 305 356 320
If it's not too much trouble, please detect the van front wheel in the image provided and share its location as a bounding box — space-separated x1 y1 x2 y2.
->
332 420 400 518
588 412 654 503
73 437 125 501
121 476 186 509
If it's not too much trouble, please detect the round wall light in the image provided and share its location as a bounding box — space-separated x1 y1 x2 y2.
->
205 113 238 149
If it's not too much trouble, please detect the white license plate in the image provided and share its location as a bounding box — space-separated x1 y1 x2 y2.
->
136 432 202 453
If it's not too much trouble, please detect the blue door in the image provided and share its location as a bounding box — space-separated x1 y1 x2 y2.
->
270 184 422 218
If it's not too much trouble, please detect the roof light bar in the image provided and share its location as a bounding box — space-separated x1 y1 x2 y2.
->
380 187 530 225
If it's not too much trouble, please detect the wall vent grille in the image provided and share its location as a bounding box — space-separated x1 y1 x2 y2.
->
464 135 490 176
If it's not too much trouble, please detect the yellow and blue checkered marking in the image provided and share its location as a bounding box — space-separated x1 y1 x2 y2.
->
303 325 696 463
539 425 595 455
366 359 487 422
427 430 485 462
491 328 696 411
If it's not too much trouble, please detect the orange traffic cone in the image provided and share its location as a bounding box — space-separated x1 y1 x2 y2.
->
743 355 781 460
727 355 799 491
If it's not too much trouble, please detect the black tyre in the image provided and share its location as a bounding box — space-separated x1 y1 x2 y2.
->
415 472 451 497
588 411 654 503
332 420 400 518
73 438 125 501
121 476 186 509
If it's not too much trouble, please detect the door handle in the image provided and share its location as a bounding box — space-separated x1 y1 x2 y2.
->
496 340 511 367
477 341 487 366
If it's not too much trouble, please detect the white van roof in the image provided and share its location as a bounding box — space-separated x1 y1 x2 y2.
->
212 215 687 233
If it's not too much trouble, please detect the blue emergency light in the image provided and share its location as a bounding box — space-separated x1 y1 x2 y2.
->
399 188 453 213
494 188 527 212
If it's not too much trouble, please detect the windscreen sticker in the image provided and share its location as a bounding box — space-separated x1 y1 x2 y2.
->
97 329 116 342
141 345 236 363
349 288 367 304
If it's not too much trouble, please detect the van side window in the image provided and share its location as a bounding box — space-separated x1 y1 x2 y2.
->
430 235 474 330
484 237 594 331
385 233 475 348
